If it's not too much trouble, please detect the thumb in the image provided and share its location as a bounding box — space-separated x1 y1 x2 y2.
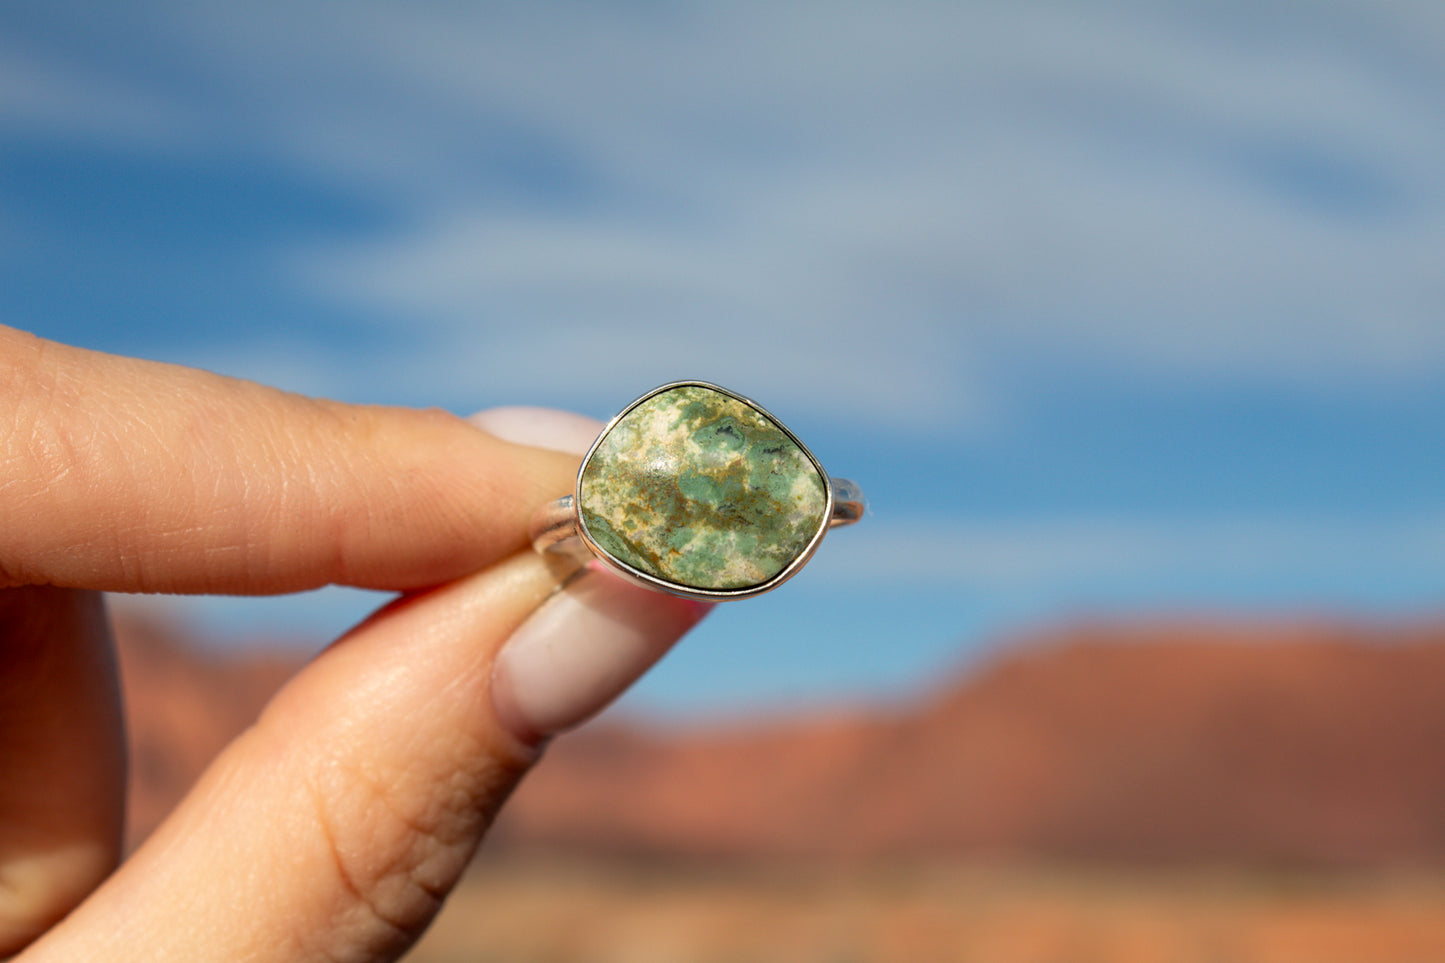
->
21 413 708 963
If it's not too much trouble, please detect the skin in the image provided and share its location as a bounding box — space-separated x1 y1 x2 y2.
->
0 325 700 961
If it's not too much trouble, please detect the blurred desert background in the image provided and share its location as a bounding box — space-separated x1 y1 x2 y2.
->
118 608 1445 963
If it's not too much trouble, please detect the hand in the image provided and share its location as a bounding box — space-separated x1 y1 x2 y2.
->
0 326 707 961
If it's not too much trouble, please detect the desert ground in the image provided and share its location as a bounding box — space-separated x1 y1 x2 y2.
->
409 860 1445 963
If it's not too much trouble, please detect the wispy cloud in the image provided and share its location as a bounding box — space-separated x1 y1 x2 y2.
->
277 3 1445 401
825 511 1445 606
4 1 1445 422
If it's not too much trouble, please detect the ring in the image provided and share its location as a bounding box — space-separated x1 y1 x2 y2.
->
530 381 863 601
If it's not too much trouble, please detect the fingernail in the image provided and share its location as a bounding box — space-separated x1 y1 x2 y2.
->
491 563 711 744
469 406 603 455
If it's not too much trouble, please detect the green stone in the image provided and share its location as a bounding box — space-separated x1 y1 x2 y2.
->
579 384 828 592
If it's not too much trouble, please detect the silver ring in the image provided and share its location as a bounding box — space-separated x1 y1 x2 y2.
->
530 381 863 601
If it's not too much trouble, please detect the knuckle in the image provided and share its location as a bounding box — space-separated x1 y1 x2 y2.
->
0 330 123 587
0 334 76 499
300 755 457 956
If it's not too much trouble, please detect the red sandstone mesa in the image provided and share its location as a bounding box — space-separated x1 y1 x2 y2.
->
118 612 1445 866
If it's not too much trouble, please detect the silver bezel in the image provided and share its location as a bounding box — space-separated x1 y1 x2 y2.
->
572 380 834 602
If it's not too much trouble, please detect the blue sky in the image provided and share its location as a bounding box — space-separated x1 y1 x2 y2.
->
4 1 1445 717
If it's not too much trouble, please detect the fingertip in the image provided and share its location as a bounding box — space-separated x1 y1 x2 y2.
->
471 407 713 743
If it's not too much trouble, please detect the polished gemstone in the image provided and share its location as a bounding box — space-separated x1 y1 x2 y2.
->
579 384 828 592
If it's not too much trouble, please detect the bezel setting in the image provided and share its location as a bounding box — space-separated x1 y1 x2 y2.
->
572 381 835 602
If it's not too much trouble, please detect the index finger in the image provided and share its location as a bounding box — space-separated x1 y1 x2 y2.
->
0 326 579 594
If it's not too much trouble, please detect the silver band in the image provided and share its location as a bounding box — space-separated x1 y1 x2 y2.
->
531 477 865 559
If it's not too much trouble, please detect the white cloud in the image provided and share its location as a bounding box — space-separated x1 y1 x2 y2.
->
0 35 193 147
822 511 1445 600
273 1 1445 396
290 205 988 428
6 1 1445 421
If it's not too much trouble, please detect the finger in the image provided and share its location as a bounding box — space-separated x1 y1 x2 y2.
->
26 551 706 962
0 326 578 594
0 588 124 957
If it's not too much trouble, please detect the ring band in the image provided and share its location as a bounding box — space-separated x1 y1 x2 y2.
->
529 381 863 601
